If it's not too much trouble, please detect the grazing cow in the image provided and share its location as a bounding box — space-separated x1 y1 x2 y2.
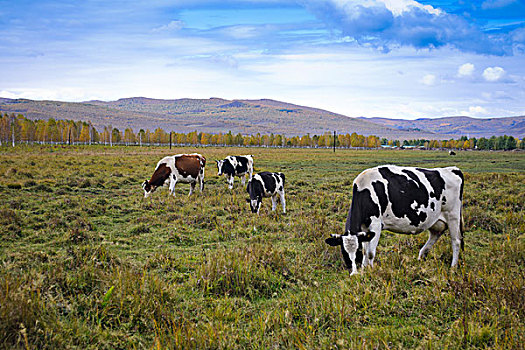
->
246 172 286 214
449 150 456 156
216 155 254 189
142 153 206 198
325 165 464 275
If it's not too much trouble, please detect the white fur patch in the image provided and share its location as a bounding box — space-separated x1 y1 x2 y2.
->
343 235 359 275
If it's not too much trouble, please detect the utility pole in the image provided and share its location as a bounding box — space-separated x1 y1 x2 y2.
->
11 114 15 147
333 130 336 152
169 131 172 149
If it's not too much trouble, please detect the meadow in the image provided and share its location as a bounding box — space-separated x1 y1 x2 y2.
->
0 145 524 349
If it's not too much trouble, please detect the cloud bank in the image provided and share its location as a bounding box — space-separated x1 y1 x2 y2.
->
302 0 522 55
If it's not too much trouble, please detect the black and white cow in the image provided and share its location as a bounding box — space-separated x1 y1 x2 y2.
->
216 155 254 189
326 165 464 275
246 172 286 214
142 153 206 197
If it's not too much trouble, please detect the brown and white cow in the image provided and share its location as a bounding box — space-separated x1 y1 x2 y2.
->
142 153 206 197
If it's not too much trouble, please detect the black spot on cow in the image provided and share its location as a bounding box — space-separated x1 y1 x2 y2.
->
222 161 235 176
347 184 380 235
372 181 388 214
402 169 420 184
378 167 429 227
278 173 285 185
279 186 283 192
246 180 261 200
259 172 277 193
430 202 435 210
451 169 464 200
416 168 446 200
442 196 447 205
234 156 249 174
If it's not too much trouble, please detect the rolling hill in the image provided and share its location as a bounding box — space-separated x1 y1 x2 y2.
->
359 116 525 139
0 97 523 139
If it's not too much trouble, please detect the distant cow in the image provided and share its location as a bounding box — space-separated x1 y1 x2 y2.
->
142 153 206 198
216 155 254 189
449 151 456 156
326 165 464 275
246 172 286 214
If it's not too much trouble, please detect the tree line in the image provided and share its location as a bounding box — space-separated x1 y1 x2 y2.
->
1 113 523 150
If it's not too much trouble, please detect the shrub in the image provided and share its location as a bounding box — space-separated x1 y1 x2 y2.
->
0 273 49 349
0 208 22 238
24 180 37 187
464 207 504 233
193 244 293 300
128 223 151 236
34 183 53 192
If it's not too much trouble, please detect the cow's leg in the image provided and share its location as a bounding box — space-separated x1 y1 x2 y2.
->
361 241 370 267
169 177 177 196
189 182 196 196
419 220 446 261
228 175 234 190
199 169 205 192
280 190 286 213
271 194 277 211
446 215 462 267
364 221 382 267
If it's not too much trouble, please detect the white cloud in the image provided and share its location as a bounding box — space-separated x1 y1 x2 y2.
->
458 63 475 77
303 0 506 54
421 74 436 86
381 0 442 16
466 106 488 116
482 66 506 82
0 88 95 101
222 25 260 39
152 20 184 32
481 0 517 10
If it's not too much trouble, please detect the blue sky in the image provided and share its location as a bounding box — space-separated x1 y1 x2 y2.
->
1 0 524 119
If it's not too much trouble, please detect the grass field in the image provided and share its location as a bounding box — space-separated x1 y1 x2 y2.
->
1 145 524 349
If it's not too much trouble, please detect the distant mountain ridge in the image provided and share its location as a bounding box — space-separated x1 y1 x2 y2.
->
359 116 525 139
0 96 523 139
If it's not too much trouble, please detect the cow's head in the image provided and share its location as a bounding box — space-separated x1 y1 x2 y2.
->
246 197 261 214
216 160 224 176
325 233 364 275
142 180 156 198
245 181 262 214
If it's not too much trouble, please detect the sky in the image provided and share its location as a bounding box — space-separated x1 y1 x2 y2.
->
0 0 524 119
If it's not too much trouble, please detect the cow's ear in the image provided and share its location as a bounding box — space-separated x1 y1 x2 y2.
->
325 236 342 246
246 198 251 203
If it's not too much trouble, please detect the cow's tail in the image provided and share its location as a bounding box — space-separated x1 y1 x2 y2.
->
460 209 465 251
459 170 465 251
453 167 465 251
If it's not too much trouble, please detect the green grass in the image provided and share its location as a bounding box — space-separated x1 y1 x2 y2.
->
1 145 524 349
